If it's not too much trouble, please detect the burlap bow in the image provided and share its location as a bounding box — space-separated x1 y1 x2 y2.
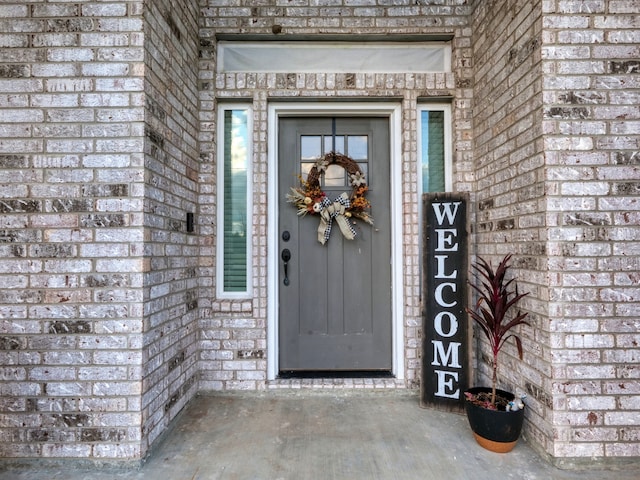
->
317 193 357 245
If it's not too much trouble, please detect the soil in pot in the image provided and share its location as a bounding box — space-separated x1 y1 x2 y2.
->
464 387 525 453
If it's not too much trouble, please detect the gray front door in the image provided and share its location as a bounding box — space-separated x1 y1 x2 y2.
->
278 117 392 373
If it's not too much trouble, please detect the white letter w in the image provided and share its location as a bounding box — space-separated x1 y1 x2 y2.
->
432 202 461 225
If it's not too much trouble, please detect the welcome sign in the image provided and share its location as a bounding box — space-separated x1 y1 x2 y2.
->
421 193 469 412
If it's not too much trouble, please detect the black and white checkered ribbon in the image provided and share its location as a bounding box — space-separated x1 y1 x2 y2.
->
317 193 357 245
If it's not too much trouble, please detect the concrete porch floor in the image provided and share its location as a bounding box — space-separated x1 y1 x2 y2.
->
2 391 638 480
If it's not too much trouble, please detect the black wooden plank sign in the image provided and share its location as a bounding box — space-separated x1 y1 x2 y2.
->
420 193 469 412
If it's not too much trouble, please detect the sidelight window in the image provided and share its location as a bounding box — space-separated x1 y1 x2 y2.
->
419 105 452 193
217 105 252 297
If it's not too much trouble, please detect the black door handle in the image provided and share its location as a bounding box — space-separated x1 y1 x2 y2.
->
281 249 291 286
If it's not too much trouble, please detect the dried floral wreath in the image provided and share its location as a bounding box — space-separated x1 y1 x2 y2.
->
287 152 373 245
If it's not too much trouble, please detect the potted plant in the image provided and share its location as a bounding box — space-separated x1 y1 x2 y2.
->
464 254 530 453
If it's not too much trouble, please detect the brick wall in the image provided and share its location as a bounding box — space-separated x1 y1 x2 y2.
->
471 0 550 457
541 0 640 465
472 0 640 467
0 1 147 460
0 0 200 462
140 0 200 453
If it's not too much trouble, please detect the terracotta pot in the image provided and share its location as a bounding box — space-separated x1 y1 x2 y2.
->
464 386 525 453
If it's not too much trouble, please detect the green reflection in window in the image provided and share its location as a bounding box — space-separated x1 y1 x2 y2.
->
223 110 249 292
421 110 445 193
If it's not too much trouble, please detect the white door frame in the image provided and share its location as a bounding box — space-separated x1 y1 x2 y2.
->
267 102 404 381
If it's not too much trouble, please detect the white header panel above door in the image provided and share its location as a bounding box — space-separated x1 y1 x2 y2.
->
218 41 451 73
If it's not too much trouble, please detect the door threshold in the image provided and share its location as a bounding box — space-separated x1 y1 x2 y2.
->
278 370 394 379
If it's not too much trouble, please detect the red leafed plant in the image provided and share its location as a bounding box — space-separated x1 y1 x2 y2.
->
466 254 530 408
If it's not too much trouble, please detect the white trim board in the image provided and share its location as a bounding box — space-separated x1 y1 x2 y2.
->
267 102 404 381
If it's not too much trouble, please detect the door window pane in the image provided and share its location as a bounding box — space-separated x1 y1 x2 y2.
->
301 136 322 160
324 164 346 187
301 162 314 182
324 135 344 154
300 132 370 188
347 135 368 160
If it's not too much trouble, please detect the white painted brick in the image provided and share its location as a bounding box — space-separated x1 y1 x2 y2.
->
0 5 28 17
82 4 128 17
97 47 144 62
47 48 95 62
80 33 131 47
93 443 141 459
79 243 129 258
2 108 44 122
605 411 640 426
98 18 144 33
80 93 130 106
594 14 640 29
94 382 141 396
237 370 267 381
32 63 79 77
82 62 131 77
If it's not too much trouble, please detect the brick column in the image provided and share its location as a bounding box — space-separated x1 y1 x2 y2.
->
0 0 200 462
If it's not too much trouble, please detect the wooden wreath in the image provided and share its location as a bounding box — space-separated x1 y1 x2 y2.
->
286 152 373 245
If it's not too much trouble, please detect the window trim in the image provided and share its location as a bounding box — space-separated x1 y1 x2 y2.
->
216 104 253 299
